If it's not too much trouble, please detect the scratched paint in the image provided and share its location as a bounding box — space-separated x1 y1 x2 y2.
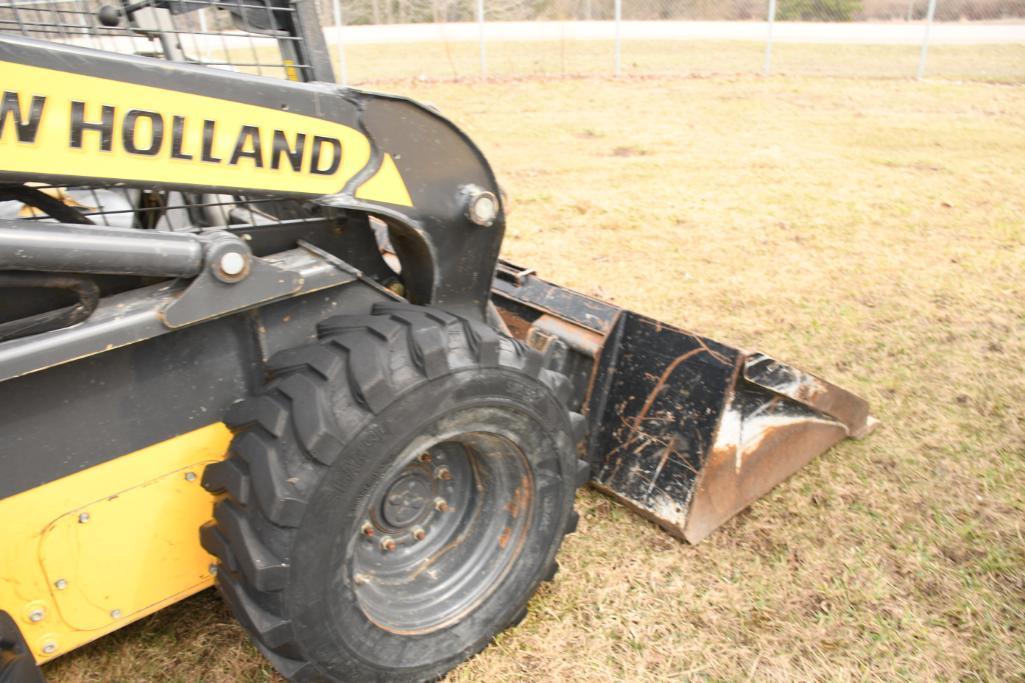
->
492 271 875 544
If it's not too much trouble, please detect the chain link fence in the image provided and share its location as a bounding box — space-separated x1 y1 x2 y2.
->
1 0 1021 82
313 0 1025 83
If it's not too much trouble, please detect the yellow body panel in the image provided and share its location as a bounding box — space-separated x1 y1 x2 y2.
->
0 423 231 663
0 61 412 206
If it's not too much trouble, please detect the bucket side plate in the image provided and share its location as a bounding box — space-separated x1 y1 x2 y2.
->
585 312 741 533
492 267 874 543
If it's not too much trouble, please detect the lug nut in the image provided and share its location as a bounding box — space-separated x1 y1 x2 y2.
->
434 497 450 513
417 452 432 464
412 527 426 542
435 467 452 481
361 522 375 537
380 537 397 552
41 641 57 655
28 609 44 623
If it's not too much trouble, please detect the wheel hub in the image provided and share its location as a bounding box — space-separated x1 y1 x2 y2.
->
350 433 535 634
380 470 432 529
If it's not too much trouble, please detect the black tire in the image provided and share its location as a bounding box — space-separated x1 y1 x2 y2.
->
200 302 589 682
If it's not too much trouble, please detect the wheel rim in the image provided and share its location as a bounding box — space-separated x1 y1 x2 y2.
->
350 431 535 634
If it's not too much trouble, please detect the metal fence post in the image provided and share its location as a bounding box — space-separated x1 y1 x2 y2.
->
196 8 210 62
614 0 622 77
917 0 938 80
763 0 777 75
331 0 348 86
477 0 487 79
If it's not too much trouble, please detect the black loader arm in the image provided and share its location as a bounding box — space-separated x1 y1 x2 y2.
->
0 34 504 319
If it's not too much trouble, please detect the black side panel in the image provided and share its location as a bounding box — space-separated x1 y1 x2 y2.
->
0 279 391 500
0 314 258 499
0 612 45 683
253 279 390 360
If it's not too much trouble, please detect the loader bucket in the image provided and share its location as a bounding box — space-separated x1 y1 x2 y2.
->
491 262 876 543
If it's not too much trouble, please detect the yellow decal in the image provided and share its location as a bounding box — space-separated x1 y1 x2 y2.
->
0 61 411 206
355 153 414 207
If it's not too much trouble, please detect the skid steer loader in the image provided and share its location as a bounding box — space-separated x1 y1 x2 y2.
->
0 2 875 680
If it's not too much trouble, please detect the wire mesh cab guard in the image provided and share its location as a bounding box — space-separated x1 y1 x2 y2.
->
0 0 335 234
0 0 334 81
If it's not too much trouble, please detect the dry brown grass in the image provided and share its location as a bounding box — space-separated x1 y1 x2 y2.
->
331 39 1025 84
47 72 1025 682
216 39 1025 84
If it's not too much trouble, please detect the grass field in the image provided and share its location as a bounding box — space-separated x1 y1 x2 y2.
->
46 66 1025 681
329 39 1025 83
212 38 1025 83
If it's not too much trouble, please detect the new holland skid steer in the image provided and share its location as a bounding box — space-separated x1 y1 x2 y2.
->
0 2 875 680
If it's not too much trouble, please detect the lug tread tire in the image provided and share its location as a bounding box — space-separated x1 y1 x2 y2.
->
202 458 250 507
202 303 588 682
223 394 290 438
217 568 298 654
575 458 591 488
565 510 581 535
199 522 238 574
212 500 290 593
231 431 307 528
